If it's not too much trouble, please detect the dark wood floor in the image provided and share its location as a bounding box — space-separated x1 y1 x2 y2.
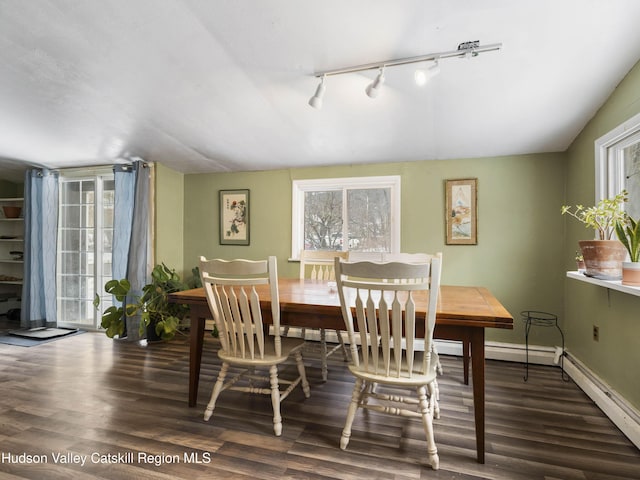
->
0 328 639 480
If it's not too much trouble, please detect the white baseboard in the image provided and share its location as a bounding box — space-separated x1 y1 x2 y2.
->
436 339 640 450
289 330 640 449
563 354 640 449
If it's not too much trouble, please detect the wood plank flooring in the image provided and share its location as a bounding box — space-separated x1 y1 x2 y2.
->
0 331 638 479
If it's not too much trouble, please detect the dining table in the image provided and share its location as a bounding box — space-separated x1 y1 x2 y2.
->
169 278 513 464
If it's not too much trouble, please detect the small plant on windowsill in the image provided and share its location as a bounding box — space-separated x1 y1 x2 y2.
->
561 191 628 279
615 213 640 286
561 190 628 240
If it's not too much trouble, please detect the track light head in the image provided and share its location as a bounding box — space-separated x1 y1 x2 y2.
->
414 59 440 86
308 76 326 109
366 68 385 98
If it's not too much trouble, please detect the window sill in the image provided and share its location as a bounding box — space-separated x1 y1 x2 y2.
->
567 271 640 297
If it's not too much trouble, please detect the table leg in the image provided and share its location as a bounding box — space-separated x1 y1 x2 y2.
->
189 306 207 407
470 328 485 463
463 339 470 385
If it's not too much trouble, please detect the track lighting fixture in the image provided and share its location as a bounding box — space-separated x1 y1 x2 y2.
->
308 75 326 109
308 40 501 108
366 68 385 98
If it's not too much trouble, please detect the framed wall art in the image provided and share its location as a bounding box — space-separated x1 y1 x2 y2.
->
445 178 477 245
219 189 250 245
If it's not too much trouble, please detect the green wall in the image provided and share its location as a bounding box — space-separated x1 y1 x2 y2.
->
564 60 640 410
180 153 566 347
154 163 184 273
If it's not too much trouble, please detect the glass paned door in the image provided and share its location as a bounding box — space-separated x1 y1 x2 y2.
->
57 175 114 329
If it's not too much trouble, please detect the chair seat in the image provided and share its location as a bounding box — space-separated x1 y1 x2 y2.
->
348 351 439 387
218 336 306 366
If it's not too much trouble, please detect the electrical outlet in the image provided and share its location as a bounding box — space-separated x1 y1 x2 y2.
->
593 325 599 342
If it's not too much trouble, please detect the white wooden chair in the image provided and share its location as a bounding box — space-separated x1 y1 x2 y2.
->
199 256 310 436
297 249 349 381
335 255 443 470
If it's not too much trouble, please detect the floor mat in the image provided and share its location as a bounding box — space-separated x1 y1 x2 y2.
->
0 328 85 346
9 327 79 339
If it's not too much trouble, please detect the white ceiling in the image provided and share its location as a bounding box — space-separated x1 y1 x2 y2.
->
1 0 640 183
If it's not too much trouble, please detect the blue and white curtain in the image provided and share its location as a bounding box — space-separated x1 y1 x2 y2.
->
113 161 151 340
21 168 59 328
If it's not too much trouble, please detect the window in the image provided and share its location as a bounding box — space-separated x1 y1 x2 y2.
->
596 111 640 219
56 170 114 329
291 176 400 259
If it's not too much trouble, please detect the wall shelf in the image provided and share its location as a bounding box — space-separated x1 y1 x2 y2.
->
567 271 640 297
0 197 24 298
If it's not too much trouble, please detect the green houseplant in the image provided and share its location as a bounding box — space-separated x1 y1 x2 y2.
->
95 263 190 341
615 213 640 286
561 191 628 279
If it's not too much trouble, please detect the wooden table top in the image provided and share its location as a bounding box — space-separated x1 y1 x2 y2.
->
170 278 513 330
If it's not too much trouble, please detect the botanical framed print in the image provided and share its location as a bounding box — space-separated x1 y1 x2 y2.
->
445 178 477 245
219 189 249 245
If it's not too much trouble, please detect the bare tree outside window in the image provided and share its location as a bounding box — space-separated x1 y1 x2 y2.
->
303 187 391 252
304 191 342 250
347 188 391 252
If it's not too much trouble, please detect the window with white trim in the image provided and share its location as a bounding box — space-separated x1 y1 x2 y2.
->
596 111 640 219
291 176 400 259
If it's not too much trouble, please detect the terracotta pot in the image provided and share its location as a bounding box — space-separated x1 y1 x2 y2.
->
622 262 640 287
578 240 627 280
2 206 21 218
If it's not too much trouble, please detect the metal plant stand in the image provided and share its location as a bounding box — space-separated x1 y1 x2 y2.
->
521 310 569 382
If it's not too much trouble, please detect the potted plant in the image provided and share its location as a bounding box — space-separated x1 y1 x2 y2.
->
95 263 190 341
575 251 585 272
561 191 628 279
615 213 640 286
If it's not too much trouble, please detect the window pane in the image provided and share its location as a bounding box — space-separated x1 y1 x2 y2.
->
60 252 79 274
347 188 391 252
60 275 80 298
82 205 94 228
624 141 640 219
61 206 81 228
304 191 343 250
81 181 95 204
60 229 80 251
62 182 80 204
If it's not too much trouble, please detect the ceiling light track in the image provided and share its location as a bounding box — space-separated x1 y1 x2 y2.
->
313 41 501 78
308 40 502 108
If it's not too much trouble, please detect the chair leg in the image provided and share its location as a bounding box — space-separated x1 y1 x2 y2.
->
294 350 311 398
340 377 364 450
320 328 328 382
417 385 439 470
335 329 349 361
269 364 282 436
433 344 443 376
204 362 228 421
430 380 440 420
